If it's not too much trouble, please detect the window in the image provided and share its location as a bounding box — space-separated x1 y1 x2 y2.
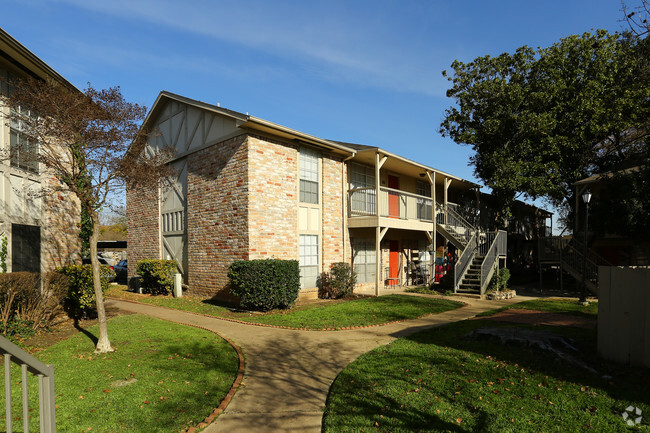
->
349 163 375 189
416 180 432 220
352 239 376 283
299 148 319 204
299 234 319 288
9 105 39 173
349 163 376 215
10 128 39 173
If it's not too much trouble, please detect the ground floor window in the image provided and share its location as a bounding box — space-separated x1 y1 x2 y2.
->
352 238 376 283
11 223 40 273
299 234 319 289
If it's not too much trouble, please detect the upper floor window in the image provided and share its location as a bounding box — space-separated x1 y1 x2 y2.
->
416 180 431 197
349 163 374 189
9 106 39 174
299 148 319 204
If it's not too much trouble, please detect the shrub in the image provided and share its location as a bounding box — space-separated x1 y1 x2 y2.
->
0 272 69 341
136 260 177 295
228 259 300 311
487 268 511 293
57 264 115 318
318 262 356 299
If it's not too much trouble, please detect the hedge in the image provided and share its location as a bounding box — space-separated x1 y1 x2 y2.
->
228 259 300 311
136 260 177 295
56 264 115 319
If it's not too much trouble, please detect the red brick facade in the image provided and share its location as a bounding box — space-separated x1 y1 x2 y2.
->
186 134 249 298
126 186 160 277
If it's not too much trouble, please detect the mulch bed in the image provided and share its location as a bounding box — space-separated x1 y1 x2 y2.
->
479 309 596 329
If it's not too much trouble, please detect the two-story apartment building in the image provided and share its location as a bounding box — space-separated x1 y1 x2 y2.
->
128 91 511 299
0 28 80 272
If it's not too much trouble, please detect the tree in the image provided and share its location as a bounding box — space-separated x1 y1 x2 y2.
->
440 30 650 230
2 79 172 352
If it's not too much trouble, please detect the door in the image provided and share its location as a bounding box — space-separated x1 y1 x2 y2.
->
388 175 399 218
12 224 40 272
388 240 400 286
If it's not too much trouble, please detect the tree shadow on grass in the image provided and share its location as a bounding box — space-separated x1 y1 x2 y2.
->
72 318 99 346
397 319 650 409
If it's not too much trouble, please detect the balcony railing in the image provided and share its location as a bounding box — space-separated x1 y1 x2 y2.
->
348 187 433 221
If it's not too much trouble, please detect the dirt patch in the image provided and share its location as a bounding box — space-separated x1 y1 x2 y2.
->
24 304 134 353
480 309 596 329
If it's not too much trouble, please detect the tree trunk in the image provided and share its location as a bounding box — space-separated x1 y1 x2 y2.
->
89 211 114 353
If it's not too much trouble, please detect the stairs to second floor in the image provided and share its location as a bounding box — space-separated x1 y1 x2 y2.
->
538 237 611 296
456 255 484 294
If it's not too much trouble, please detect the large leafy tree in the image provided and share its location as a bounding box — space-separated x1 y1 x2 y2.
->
440 30 650 229
2 79 171 353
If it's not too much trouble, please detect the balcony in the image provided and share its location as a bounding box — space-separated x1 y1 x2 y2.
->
348 187 435 231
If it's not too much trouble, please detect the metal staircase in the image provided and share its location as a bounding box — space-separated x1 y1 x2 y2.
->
435 203 507 295
538 237 611 295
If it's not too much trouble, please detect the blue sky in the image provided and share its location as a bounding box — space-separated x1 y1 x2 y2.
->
3 0 626 220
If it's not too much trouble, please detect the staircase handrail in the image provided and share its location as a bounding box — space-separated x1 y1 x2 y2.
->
479 230 507 294
454 233 477 291
0 334 56 432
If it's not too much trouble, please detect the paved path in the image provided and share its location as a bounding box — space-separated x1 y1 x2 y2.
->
106 294 535 432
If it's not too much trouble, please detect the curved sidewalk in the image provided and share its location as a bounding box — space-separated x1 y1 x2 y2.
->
106 295 534 433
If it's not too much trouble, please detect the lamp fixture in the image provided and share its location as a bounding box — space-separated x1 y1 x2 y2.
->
582 190 592 204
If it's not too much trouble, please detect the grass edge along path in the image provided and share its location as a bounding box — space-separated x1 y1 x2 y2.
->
321 299 650 433
107 286 466 330
0 314 242 433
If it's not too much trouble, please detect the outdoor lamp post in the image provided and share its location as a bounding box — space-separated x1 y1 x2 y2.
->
579 190 592 305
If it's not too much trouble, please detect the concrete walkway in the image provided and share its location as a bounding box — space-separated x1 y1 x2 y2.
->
106 294 535 433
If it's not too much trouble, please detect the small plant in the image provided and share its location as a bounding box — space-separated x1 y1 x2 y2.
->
486 268 510 293
0 272 69 341
0 233 7 273
136 260 177 295
228 259 300 311
318 262 357 299
57 265 115 318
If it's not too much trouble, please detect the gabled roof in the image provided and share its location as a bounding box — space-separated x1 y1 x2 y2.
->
144 91 357 156
144 91 480 189
0 27 78 92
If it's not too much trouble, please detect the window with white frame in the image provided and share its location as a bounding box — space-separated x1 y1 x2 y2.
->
349 163 376 215
9 105 39 174
416 180 432 220
299 148 319 204
299 234 319 288
352 238 376 283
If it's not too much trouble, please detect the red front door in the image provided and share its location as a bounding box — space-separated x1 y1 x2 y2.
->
389 240 400 284
388 175 399 218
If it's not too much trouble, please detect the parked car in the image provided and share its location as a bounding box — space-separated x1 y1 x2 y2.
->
82 256 116 282
113 259 128 284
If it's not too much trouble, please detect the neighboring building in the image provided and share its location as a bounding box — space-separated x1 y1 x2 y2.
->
128 92 540 299
0 28 81 272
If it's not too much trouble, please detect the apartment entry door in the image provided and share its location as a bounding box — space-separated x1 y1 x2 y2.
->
387 175 400 218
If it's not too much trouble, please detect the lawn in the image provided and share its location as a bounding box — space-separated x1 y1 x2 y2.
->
1 314 240 433
323 299 649 432
476 297 599 318
107 286 465 329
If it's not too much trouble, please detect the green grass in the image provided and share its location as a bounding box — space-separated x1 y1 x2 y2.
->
1 314 240 433
324 318 649 432
107 286 465 330
476 297 599 318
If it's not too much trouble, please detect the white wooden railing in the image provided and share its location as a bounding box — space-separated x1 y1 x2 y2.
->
349 187 433 221
479 230 507 294
1 335 56 433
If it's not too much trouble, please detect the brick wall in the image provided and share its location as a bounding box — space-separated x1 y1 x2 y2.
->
186 134 249 298
126 185 160 277
247 135 298 260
